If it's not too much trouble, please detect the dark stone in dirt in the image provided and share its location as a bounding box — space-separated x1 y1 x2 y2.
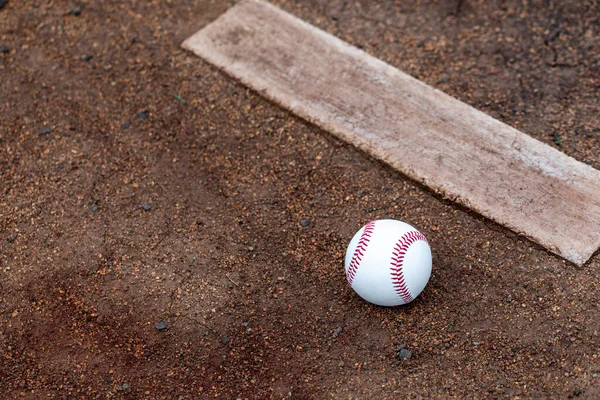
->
71 6 82 16
221 336 229 345
154 321 167 331
39 127 52 135
441 76 450 83
6 234 16 243
368 207 377 212
0 46 8 54
137 111 148 120
300 219 310 227
0 0 6 10
82 55 93 62
91 204 99 213
396 348 412 360
141 203 152 211
332 327 343 338
121 122 130 129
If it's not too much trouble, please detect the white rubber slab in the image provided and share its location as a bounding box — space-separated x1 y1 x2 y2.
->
182 0 600 265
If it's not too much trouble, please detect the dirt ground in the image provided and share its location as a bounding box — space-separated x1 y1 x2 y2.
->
1 0 600 398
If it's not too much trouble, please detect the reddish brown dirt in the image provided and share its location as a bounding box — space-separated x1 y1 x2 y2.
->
1 0 599 399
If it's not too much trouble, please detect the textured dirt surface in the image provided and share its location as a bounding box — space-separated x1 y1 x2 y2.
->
1 0 599 399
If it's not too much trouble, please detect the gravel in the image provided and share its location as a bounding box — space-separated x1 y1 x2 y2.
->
396 348 412 361
141 203 152 211
332 326 343 338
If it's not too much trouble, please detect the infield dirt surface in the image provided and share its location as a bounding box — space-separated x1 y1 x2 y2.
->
1 0 600 398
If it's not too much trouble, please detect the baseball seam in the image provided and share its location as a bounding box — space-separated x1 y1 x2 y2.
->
346 221 376 285
390 231 429 304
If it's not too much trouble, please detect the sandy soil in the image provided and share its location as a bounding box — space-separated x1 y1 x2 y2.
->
1 0 599 398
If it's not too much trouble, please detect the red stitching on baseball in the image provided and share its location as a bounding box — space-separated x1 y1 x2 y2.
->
390 231 429 303
346 221 376 285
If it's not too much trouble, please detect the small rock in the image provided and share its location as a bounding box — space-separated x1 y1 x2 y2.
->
396 348 412 360
6 234 16 243
441 76 450 83
416 40 425 47
396 344 405 352
368 207 377 212
242 321 249 327
573 390 583 397
122 383 130 390
70 6 81 16
0 0 6 10
121 122 130 129
506 295 513 303
221 336 229 345
357 189 366 196
137 111 148 120
39 127 52 135
0 46 9 54
332 326 343 338
141 203 152 211
82 55 93 62
91 204 98 213
154 321 167 331
300 219 310 227
472 341 480 346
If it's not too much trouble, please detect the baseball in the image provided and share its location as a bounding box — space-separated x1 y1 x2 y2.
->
344 219 432 306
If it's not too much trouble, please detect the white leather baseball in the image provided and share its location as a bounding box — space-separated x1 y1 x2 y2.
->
344 219 432 306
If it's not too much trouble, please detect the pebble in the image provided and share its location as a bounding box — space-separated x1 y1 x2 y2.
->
71 6 81 16
441 76 450 83
6 234 16 243
0 46 8 54
300 219 310 227
141 203 152 211
332 326 343 338
82 55 93 62
221 336 230 345
396 348 412 360
137 111 148 120
0 0 6 10
121 122 130 129
91 204 98 213
39 127 53 135
506 295 513 303
154 321 167 331
122 383 130 390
